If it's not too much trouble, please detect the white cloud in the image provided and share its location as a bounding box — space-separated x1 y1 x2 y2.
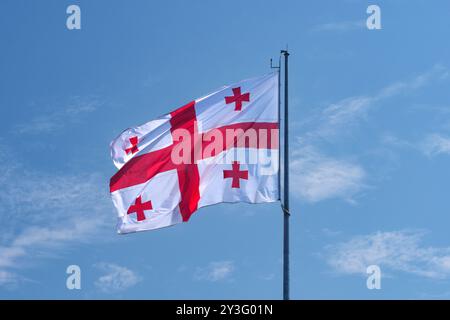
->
420 134 450 157
194 261 234 282
0 146 112 285
380 134 414 150
13 96 101 135
291 147 366 203
292 65 449 203
95 263 141 293
326 230 450 279
380 132 450 160
322 96 372 130
302 65 449 142
0 270 22 286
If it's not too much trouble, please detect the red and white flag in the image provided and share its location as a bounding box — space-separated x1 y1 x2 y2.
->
109 73 279 233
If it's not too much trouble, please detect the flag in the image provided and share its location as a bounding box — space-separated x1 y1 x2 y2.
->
109 73 279 234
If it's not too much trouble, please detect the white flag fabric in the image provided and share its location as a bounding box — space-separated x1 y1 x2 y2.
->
110 73 279 234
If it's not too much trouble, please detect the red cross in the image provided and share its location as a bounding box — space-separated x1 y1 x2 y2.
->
225 87 250 111
223 161 248 188
110 100 279 222
127 195 152 221
125 136 139 155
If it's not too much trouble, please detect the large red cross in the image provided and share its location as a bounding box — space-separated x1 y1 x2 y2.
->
110 101 279 222
125 136 139 155
127 195 152 221
223 161 248 188
225 87 250 111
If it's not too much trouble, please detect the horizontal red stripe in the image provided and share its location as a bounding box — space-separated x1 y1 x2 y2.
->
201 122 279 159
110 121 279 193
110 146 176 193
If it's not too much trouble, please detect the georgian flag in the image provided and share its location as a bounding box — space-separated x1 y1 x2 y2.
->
109 73 279 234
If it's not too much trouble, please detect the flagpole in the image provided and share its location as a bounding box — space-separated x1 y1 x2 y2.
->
281 49 290 301
270 57 281 201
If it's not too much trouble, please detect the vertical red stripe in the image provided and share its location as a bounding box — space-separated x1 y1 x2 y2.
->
170 101 201 221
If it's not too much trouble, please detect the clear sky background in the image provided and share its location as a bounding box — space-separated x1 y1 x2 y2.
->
1 0 450 299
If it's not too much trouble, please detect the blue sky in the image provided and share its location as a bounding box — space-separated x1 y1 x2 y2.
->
1 0 450 299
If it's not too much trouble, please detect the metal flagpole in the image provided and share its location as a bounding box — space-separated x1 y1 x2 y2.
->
281 49 290 301
270 57 281 200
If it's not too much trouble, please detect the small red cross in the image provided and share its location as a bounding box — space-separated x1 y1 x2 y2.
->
125 136 139 155
225 87 250 111
127 195 152 221
223 161 248 188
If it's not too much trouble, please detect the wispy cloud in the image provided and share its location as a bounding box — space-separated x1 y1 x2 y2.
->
292 65 449 203
13 96 102 135
94 263 141 293
310 20 365 33
0 270 22 287
291 147 365 203
380 133 415 150
419 134 450 157
382 133 450 158
0 145 112 286
326 230 450 279
302 65 449 142
194 261 234 282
